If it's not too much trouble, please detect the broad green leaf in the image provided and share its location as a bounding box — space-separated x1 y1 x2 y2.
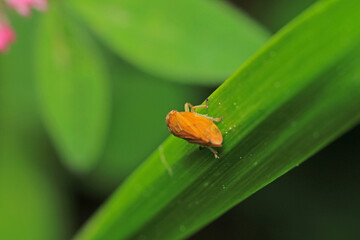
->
75 0 360 239
86 55 209 193
0 15 70 239
68 0 270 84
35 5 110 173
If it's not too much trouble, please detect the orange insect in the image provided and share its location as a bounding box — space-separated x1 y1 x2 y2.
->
166 98 223 158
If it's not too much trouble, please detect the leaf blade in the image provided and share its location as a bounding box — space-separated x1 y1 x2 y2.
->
68 0 270 83
35 6 110 173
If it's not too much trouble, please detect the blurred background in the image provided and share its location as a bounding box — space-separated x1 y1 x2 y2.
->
0 0 359 239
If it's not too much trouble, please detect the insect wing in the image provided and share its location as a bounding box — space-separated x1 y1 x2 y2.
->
172 112 203 141
178 112 222 146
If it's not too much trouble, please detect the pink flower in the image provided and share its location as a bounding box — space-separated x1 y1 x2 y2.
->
6 0 48 17
0 23 16 52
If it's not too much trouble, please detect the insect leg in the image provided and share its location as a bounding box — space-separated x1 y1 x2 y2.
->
191 98 209 112
206 147 220 159
208 116 223 122
184 102 194 112
197 114 223 122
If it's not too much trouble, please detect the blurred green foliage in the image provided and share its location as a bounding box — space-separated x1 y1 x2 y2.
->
0 0 359 239
68 0 270 83
0 14 71 239
36 6 110 173
236 0 316 32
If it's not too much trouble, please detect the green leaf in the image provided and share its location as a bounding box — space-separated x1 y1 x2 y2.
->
75 0 360 239
67 0 270 84
35 6 110 173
